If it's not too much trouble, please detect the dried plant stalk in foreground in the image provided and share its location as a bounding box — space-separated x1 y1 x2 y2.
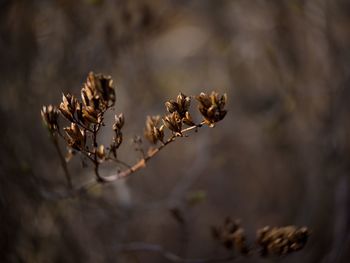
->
41 72 227 191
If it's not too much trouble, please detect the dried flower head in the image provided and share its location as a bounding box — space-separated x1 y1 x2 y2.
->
257 226 309 256
78 72 116 125
83 72 115 109
165 93 195 126
197 92 227 127
110 113 125 157
63 123 86 150
59 93 77 122
163 112 182 134
211 218 249 254
41 105 59 133
165 93 190 116
144 115 164 144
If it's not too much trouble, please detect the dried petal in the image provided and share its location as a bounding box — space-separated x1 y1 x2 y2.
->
163 112 182 134
165 100 178 113
144 115 162 144
182 111 195 126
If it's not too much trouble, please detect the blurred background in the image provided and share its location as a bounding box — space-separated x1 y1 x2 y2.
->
1 0 350 262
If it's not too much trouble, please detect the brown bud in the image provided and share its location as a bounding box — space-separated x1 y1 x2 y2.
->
153 125 164 143
176 92 191 113
96 145 106 159
82 108 99 124
163 112 182 134
41 105 59 133
196 91 227 126
113 113 125 130
64 123 85 150
144 115 162 144
165 100 178 113
256 226 309 256
182 111 195 126
59 103 73 121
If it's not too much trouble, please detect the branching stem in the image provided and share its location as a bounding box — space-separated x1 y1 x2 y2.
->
74 122 205 194
99 122 204 182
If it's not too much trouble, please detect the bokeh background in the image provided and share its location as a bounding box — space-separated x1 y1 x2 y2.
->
1 0 350 262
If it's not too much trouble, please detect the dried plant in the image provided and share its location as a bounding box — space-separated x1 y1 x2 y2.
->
211 217 309 258
41 72 309 262
211 218 249 254
41 72 227 192
256 225 309 256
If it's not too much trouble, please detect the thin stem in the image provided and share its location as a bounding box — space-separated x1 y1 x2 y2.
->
72 116 94 133
92 124 102 181
97 122 205 183
80 151 95 163
51 134 73 189
106 157 132 169
118 242 235 263
64 121 205 197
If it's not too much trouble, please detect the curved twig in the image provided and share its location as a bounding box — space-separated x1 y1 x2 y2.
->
95 122 204 183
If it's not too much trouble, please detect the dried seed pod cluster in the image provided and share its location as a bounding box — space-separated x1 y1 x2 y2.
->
144 115 164 144
64 123 86 150
58 72 115 127
144 91 227 143
41 72 125 182
41 71 227 187
165 93 195 126
212 218 309 257
257 226 309 256
211 218 249 254
197 92 227 127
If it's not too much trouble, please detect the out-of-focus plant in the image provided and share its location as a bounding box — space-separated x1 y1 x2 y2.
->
211 218 309 257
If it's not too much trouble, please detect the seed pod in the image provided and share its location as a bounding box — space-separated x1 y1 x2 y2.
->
59 100 74 122
144 115 162 144
96 145 106 159
163 112 182 134
165 100 178 113
182 111 195 126
64 123 85 150
114 113 125 130
41 105 59 133
256 226 309 256
196 91 227 126
82 107 99 124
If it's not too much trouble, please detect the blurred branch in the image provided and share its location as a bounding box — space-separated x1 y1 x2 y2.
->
51 135 72 189
118 242 235 263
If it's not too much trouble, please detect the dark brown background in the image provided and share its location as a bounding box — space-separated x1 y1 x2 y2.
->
1 0 350 262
